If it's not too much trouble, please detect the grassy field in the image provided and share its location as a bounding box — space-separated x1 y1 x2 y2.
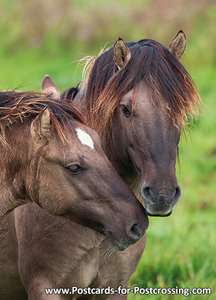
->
0 1 215 299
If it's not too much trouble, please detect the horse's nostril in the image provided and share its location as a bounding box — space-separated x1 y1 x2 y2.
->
143 187 150 196
127 223 142 242
142 186 150 197
142 186 154 203
131 223 139 236
174 186 181 201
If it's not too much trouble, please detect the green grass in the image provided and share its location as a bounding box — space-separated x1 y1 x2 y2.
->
0 46 84 92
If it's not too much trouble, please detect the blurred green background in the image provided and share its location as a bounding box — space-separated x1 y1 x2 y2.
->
0 0 215 299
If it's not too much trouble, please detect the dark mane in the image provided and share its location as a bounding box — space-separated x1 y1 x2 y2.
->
0 90 85 143
84 39 200 134
61 87 79 101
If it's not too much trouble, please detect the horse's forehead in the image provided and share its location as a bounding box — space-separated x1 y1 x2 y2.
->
119 82 174 130
120 82 150 108
135 83 155 110
61 127 95 151
75 127 94 150
47 125 95 153
122 81 166 112
45 129 96 164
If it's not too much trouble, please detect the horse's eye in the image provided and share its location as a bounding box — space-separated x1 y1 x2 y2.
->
121 105 131 118
67 164 83 174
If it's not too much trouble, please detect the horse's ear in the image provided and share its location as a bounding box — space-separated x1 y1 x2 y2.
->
113 37 131 69
31 108 51 144
41 75 60 99
167 30 186 60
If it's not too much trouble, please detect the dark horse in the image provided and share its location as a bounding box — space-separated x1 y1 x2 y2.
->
63 30 200 217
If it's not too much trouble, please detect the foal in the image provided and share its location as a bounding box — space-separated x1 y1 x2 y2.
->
0 76 148 300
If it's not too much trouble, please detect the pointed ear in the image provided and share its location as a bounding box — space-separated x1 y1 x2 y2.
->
113 37 131 69
41 75 60 99
31 108 51 145
167 30 186 60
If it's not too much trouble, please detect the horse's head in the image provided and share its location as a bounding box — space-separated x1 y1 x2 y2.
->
80 31 199 217
112 80 181 216
28 76 148 250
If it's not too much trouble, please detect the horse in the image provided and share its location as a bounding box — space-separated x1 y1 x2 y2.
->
0 75 147 232
63 30 200 217
49 30 199 298
0 76 148 299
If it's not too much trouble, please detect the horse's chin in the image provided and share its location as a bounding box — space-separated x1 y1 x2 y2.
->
144 208 173 217
106 231 128 251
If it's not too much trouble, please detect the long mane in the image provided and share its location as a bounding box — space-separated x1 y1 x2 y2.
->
0 91 85 144
83 39 200 134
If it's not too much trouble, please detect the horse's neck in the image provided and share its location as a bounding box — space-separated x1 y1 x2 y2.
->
0 126 31 217
0 183 26 218
14 203 104 287
0 149 29 217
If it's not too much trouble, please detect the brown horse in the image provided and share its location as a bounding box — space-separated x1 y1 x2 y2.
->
63 30 200 217
0 77 86 218
0 76 148 300
0 75 148 244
